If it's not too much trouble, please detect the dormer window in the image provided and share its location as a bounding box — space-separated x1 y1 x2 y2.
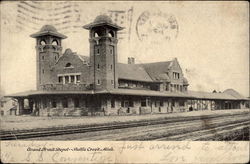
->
65 63 73 68
173 72 180 79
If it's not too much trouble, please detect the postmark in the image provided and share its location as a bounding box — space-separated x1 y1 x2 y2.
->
136 10 179 43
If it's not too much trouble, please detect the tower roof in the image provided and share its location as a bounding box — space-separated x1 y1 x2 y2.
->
30 25 67 39
83 14 123 30
94 15 113 24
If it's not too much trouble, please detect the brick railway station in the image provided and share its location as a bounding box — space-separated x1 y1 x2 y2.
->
7 15 249 117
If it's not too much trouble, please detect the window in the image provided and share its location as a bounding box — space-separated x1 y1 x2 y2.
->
94 31 100 37
55 56 57 60
43 99 47 108
97 79 101 85
166 84 169 91
52 100 57 108
76 75 80 83
62 98 68 108
65 76 69 83
110 65 112 70
70 75 74 83
42 56 44 60
108 31 114 37
110 46 114 55
65 63 72 68
42 69 44 74
129 100 134 107
179 100 185 106
141 99 147 107
121 100 129 107
160 101 164 107
180 85 183 92
74 98 80 108
40 40 46 45
95 46 100 55
52 40 58 46
1 102 4 108
173 72 180 79
58 76 63 83
111 99 115 108
97 64 100 70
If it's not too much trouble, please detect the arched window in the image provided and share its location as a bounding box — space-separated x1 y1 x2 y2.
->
52 40 58 46
93 30 102 37
40 40 46 45
94 32 99 37
108 31 114 37
65 63 72 68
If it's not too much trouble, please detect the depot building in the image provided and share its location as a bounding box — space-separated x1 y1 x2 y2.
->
7 15 248 116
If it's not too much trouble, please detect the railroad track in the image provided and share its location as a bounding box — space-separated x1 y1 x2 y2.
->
155 120 250 141
0 112 249 140
76 115 249 141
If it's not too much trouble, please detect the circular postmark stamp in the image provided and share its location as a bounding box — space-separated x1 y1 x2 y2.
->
136 11 179 43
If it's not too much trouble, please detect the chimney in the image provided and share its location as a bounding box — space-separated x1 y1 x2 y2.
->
128 57 135 64
128 57 131 64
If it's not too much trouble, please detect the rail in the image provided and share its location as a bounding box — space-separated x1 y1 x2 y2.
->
0 112 248 140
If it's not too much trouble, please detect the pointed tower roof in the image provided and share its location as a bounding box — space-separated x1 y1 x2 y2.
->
30 25 67 39
83 14 123 30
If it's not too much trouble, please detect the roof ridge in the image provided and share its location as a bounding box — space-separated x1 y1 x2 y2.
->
136 60 172 65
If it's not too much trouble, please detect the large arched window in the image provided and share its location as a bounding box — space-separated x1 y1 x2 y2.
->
52 40 58 46
40 40 46 45
108 31 114 37
93 30 102 38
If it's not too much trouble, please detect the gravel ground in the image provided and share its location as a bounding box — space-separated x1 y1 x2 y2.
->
1 109 249 131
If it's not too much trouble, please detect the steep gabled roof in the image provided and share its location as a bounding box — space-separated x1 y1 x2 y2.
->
138 61 172 81
117 63 153 82
78 55 90 65
223 89 248 100
55 49 89 66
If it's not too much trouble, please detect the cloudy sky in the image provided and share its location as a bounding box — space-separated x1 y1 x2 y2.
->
0 1 249 97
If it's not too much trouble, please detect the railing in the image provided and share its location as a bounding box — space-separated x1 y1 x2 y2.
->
39 84 91 91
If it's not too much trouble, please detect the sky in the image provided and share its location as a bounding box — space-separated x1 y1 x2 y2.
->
0 1 249 97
